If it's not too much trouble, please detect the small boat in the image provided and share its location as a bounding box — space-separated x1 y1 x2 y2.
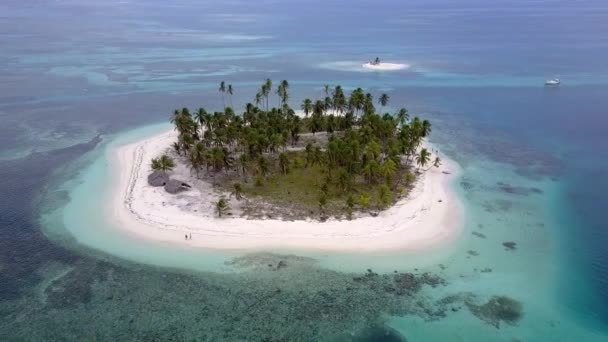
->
545 78 560 86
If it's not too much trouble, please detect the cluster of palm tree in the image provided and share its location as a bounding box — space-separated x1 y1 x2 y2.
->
167 79 440 213
312 108 436 208
255 79 273 111
218 81 234 110
170 83 301 178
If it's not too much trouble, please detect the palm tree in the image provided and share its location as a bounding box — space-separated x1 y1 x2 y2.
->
337 169 351 192
257 155 270 177
361 160 380 184
263 79 272 110
324 84 330 97
219 81 226 110
310 112 324 135
311 146 324 166
231 183 243 201
188 152 200 175
324 97 333 115
397 108 409 127
151 154 175 173
171 109 197 136
404 171 416 186
346 195 355 220
277 80 289 106
377 184 392 209
238 154 250 177
227 84 234 108
378 93 390 109
332 86 346 115
304 143 314 167
178 133 194 155
209 147 226 172
172 142 181 155
301 98 312 117
364 141 382 162
349 88 365 116
380 159 398 184
318 192 328 213
255 92 263 108
416 148 431 170
346 195 355 210
359 192 371 210
195 107 209 136
276 83 284 107
289 116 301 146
313 100 325 116
215 198 229 217
326 114 337 133
188 142 206 174
364 93 375 114
278 152 290 174
421 119 432 137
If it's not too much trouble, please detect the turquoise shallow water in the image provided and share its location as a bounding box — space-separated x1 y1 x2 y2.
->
40 119 606 340
1 0 608 340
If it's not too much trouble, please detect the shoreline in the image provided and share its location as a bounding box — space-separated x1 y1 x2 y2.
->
107 129 465 252
362 62 409 71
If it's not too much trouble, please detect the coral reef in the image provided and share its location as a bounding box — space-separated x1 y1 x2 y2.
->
465 296 523 328
503 241 517 251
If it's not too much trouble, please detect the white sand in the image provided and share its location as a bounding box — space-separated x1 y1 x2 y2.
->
362 62 410 71
108 129 464 252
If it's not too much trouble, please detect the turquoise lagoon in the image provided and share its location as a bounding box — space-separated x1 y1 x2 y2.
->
37 111 607 340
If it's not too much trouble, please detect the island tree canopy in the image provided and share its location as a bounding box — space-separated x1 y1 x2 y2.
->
165 80 439 218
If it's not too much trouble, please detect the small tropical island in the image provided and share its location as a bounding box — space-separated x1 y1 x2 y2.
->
362 57 409 71
109 79 462 251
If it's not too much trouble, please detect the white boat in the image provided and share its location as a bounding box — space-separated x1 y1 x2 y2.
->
545 78 560 86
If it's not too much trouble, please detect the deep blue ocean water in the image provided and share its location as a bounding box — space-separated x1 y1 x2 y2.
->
1 0 608 340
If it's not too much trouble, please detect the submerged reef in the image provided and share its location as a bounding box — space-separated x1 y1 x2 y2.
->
482 199 513 213
0 252 523 340
438 293 523 329
472 231 486 239
2 252 447 340
465 295 523 328
460 180 475 191
353 324 407 342
496 182 543 196
503 241 517 251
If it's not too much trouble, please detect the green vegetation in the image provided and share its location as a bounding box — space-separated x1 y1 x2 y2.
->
167 79 440 218
150 154 175 173
215 198 229 217
231 183 243 201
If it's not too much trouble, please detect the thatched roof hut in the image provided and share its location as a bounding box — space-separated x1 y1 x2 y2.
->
164 179 192 194
148 171 169 187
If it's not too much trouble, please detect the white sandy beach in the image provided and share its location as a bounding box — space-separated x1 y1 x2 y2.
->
107 129 464 252
362 62 410 71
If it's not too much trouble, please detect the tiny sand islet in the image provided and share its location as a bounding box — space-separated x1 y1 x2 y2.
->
362 62 410 71
362 57 409 71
